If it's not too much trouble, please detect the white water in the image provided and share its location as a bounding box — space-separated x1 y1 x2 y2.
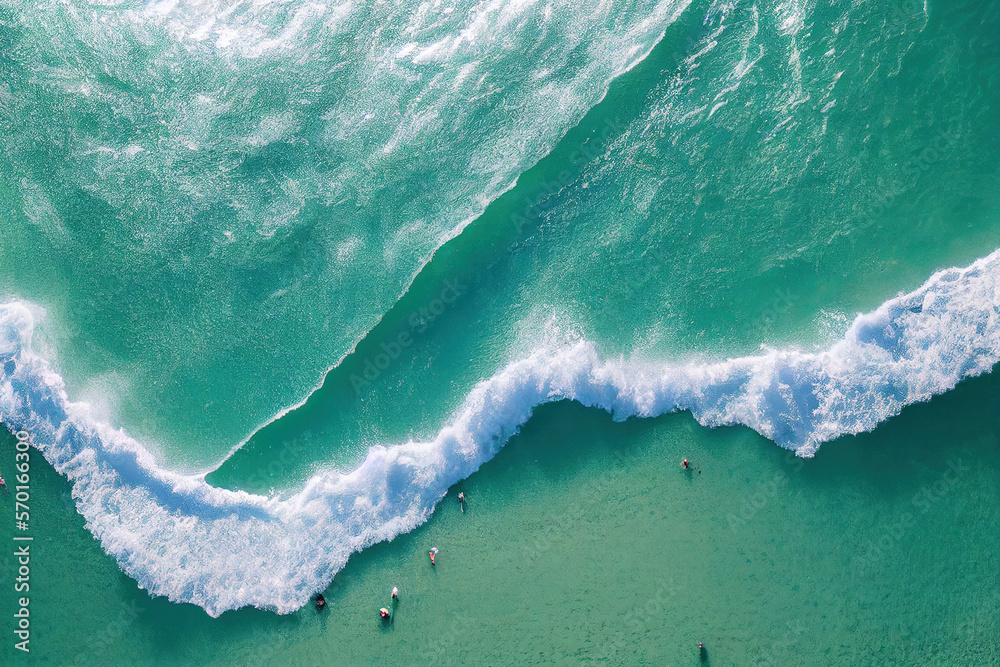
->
0 0 692 467
1 249 998 616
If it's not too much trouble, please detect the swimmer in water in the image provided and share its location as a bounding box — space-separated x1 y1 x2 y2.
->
0 474 7 492
380 607 390 620
391 586 399 601
314 593 326 611
429 547 439 566
458 491 466 513
682 459 689 469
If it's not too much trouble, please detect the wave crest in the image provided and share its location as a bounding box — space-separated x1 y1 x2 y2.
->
1 250 998 616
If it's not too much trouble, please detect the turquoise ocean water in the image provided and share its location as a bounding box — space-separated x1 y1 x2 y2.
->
0 0 998 664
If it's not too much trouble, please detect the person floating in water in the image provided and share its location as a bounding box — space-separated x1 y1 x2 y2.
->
699 641 708 663
391 586 399 601
458 491 466 513
682 458 702 474
314 593 326 611
429 547 439 566
379 607 391 620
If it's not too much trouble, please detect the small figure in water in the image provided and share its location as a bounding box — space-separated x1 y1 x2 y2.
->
380 607 391 621
699 641 708 663
0 474 7 492
682 459 689 469
429 547 439 566
391 586 399 601
314 593 326 611
458 491 466 513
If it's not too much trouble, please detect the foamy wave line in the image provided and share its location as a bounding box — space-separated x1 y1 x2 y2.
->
1 250 998 616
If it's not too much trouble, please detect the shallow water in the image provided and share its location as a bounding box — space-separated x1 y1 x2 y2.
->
2 369 997 665
0 0 998 662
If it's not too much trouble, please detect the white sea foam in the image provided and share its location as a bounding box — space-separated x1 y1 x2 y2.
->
1 250 998 616
4 0 694 469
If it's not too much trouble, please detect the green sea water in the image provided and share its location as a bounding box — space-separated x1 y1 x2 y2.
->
1 0 999 664
212 0 1000 490
0 0 687 469
1 369 998 665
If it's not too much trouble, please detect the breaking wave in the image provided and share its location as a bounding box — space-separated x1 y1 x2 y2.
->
1 249 997 616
